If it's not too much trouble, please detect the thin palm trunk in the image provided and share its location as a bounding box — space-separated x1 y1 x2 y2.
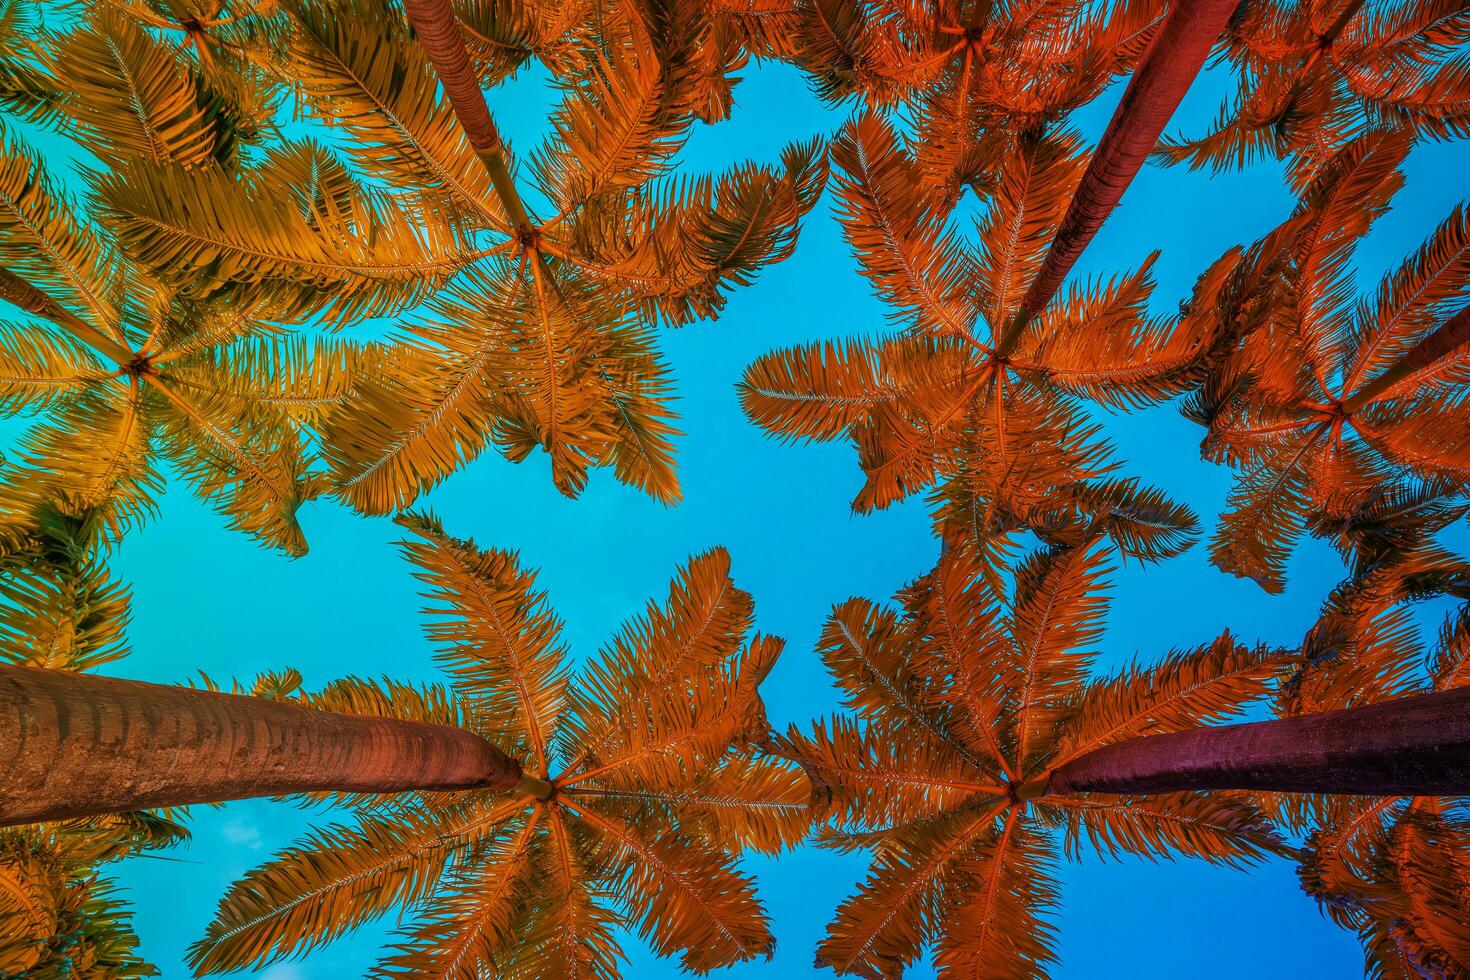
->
0 267 136 367
994 0 1238 357
0 665 527 826
400 0 534 230
1022 686 1470 799
1341 303 1470 413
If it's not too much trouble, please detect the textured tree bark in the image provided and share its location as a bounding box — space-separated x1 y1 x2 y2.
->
1040 686 1470 797
994 0 1238 356
0 665 524 826
1342 303 1470 413
401 0 533 229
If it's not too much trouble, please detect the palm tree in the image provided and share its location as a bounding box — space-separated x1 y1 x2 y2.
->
1156 0 1470 186
788 541 1470 977
1 811 187 978
1187 130 1470 592
740 111 1209 568
122 0 825 513
0 83 390 555
1282 573 1470 976
756 0 1171 207
786 541 1287 977
170 514 808 977
0 0 826 550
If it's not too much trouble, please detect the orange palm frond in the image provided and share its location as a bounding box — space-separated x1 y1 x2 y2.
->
1191 130 1470 590
396 511 568 773
1054 633 1284 767
804 544 1281 977
931 811 1059 978
196 530 810 977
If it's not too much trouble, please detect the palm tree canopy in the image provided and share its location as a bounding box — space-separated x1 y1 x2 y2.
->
0 0 827 557
1157 0 1470 185
784 541 1288 978
190 512 813 978
1189 130 1470 592
740 111 1210 568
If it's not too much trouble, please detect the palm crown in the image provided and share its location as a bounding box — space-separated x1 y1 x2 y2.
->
1189 129 1470 592
784 541 1288 978
190 512 812 978
0 0 826 553
0 10 385 557
1158 0 1470 185
741 111 1209 569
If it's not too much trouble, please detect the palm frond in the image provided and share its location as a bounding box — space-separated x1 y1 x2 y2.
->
189 798 524 974
396 511 567 772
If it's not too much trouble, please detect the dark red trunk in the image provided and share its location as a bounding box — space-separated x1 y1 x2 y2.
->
0 665 523 826
997 0 1237 355
1044 686 1470 797
1344 303 1470 412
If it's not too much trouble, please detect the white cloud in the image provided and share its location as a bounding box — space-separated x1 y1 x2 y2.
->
258 967 304 980
219 818 263 850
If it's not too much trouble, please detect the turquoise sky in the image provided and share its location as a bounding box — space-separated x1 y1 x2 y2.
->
75 49 1470 980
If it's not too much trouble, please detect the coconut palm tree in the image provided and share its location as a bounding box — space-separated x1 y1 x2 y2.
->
1279 571 1470 976
0 55 400 556
0 514 805 975
740 111 1212 568
145 514 804 977
111 0 827 513
752 0 1171 207
0 517 806 974
1 811 187 978
0 0 826 548
1157 0 1470 186
786 542 1285 977
787 540 1470 977
1187 130 1470 592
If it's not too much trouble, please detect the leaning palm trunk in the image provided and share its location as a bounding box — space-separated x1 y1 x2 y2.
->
0 665 524 826
400 0 532 228
995 0 1238 356
1023 686 1470 799
1341 302 1470 412
0 267 136 366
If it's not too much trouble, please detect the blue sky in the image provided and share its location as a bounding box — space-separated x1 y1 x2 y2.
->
75 47 1470 980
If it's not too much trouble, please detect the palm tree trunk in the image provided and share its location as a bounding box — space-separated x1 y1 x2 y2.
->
1341 303 1470 413
0 267 136 367
400 0 534 230
0 665 526 826
994 0 1238 357
1027 686 1470 799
